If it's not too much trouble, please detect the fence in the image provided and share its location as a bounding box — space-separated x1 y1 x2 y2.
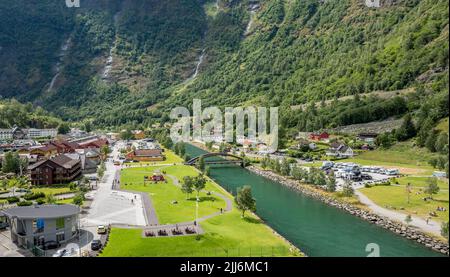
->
159 246 294 257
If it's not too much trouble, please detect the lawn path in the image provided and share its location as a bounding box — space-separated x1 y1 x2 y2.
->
355 190 442 236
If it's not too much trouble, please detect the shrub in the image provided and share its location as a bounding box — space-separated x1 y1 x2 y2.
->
17 201 33 206
6 196 20 204
23 192 45 200
36 198 46 205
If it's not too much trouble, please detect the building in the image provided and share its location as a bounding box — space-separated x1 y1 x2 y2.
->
0 129 13 141
1 205 80 249
72 136 109 149
27 129 58 139
309 132 330 141
326 142 354 158
132 130 146 140
28 154 82 185
0 126 57 141
126 149 165 162
357 133 378 145
26 144 59 158
49 140 80 154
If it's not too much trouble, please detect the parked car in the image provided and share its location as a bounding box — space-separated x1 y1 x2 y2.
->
361 174 373 180
91 240 103 251
0 221 9 230
43 241 60 250
97 225 107 235
52 249 70 257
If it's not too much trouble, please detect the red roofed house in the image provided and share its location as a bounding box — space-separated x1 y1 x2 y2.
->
126 149 165 162
309 132 330 141
49 140 81 154
28 154 82 185
78 138 109 149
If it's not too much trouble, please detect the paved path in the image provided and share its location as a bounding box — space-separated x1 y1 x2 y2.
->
81 145 146 228
355 190 442 236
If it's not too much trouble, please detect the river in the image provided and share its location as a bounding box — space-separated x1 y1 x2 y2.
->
185 144 444 257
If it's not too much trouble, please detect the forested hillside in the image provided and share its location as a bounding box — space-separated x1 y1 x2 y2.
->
0 99 62 129
0 0 448 134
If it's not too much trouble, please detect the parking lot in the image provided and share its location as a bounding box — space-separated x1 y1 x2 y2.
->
321 162 398 191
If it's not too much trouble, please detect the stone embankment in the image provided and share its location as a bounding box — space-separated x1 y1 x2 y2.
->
248 166 449 256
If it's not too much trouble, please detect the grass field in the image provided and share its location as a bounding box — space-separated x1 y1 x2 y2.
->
120 165 226 224
436 117 449 133
347 141 437 175
31 186 72 196
101 208 298 257
101 164 300 257
360 178 449 223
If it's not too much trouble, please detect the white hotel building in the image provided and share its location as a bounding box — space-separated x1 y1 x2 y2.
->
0 127 57 141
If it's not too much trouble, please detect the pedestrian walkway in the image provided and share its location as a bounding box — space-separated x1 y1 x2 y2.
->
355 190 442 236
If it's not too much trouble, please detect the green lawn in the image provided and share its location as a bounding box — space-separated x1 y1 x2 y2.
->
31 186 72 196
121 165 226 224
347 141 437 175
102 164 300 257
436 117 449 133
56 198 74 205
360 183 449 223
101 209 299 257
393 176 449 189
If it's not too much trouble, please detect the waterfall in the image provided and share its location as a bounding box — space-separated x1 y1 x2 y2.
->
192 49 206 79
102 11 121 80
47 37 71 92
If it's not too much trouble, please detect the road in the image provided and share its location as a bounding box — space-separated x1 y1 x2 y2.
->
81 142 146 229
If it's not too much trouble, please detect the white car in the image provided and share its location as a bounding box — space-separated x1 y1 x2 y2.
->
52 249 71 257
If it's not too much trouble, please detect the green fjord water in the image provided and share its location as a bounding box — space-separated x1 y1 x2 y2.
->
185 144 444 257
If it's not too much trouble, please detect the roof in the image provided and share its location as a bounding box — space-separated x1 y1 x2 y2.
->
133 149 163 157
29 144 58 152
1 205 80 219
28 154 80 170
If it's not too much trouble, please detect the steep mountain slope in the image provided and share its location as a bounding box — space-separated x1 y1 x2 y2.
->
0 0 448 131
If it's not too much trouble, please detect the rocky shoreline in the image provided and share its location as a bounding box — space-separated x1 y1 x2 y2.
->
248 166 449 256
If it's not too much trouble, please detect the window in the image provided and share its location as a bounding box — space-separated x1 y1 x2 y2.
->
33 219 44 234
56 218 65 230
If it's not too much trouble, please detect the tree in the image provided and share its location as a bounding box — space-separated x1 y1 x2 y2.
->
280 158 290 176
193 175 206 200
198 156 206 172
120 129 134 140
326 172 337 192
425 130 438 152
181 176 194 199
342 181 354 197
100 145 110 161
424 177 440 199
72 193 85 206
97 162 106 179
84 122 92 133
1 152 20 174
58 123 70 135
235 186 256 218
441 222 449 241
395 114 416 141
375 132 394 148
46 194 56 204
